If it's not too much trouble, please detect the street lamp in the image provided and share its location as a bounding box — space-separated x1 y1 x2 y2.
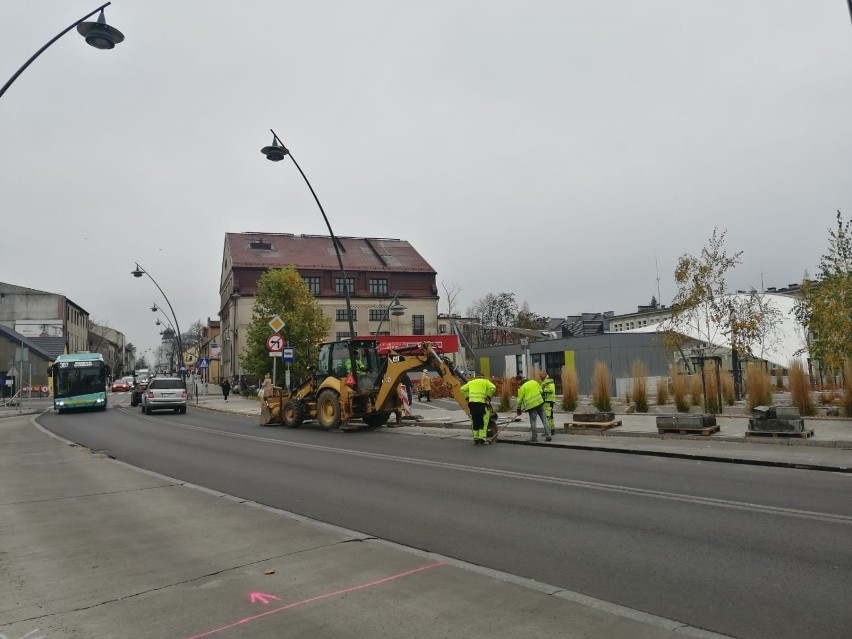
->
260 130 356 344
223 292 240 384
131 263 184 375
0 3 125 101
374 292 407 336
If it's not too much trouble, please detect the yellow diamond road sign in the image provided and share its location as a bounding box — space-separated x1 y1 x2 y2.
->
268 315 285 333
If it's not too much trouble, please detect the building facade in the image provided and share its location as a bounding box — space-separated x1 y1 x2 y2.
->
0 282 89 353
0 325 54 398
473 332 689 395
89 322 131 379
219 233 439 382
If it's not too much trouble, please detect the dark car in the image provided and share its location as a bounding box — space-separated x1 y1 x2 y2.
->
141 377 187 414
129 377 150 407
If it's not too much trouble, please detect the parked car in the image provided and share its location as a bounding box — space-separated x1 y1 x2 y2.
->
111 380 130 392
141 377 187 414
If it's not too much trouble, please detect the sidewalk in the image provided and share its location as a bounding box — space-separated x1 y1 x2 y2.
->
0 413 722 638
191 394 852 472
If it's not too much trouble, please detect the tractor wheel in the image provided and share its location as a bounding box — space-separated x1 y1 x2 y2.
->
316 390 341 430
362 412 391 428
282 399 306 428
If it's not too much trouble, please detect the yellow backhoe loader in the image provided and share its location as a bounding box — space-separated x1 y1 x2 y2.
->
260 339 471 430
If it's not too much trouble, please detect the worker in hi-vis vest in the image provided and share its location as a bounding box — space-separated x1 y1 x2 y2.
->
460 373 496 445
516 375 551 442
538 370 556 436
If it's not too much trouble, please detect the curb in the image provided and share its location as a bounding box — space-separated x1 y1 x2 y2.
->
409 421 852 474
496 437 852 474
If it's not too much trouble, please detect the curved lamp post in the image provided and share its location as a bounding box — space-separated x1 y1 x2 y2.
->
374 292 407 336
131 263 184 374
261 130 357 357
0 3 125 101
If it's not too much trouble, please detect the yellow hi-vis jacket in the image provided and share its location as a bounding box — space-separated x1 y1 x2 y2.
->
460 377 496 403
540 375 556 403
517 379 544 411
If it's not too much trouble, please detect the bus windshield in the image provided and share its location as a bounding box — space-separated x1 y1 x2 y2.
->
54 362 105 398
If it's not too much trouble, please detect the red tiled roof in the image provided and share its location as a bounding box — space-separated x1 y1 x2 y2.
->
225 233 436 274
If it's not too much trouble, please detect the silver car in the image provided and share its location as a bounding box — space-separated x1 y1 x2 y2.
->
141 377 187 414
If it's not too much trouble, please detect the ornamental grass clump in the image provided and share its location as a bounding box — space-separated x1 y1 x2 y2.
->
498 372 512 412
592 361 612 412
655 377 669 406
690 374 703 407
672 370 690 413
631 360 649 413
745 362 772 410
721 370 735 406
561 367 578 412
789 360 815 416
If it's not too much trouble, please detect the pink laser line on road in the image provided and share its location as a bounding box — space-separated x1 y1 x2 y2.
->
185 561 445 639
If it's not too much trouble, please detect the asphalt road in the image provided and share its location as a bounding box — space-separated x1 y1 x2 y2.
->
39 399 852 639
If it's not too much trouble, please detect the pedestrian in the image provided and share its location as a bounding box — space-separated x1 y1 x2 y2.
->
516 375 550 442
460 372 497 445
261 372 273 398
418 369 431 402
539 370 556 436
221 378 231 402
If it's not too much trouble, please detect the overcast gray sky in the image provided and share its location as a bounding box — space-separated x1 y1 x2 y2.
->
2 1 851 357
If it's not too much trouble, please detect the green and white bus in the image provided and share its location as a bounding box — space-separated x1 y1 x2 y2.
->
51 352 109 413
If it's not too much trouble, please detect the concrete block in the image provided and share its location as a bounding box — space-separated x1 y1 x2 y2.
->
747 417 805 433
656 414 717 428
572 412 615 423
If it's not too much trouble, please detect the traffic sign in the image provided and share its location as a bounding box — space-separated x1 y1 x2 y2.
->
197 358 210 369
266 334 285 352
268 315 285 333
282 347 295 363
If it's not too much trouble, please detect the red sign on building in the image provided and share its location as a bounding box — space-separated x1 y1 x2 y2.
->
355 334 460 354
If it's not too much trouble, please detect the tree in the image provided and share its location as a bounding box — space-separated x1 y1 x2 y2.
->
727 288 783 361
516 301 549 331
795 211 852 372
441 280 462 317
180 320 205 351
465 292 519 347
241 267 330 382
668 227 743 358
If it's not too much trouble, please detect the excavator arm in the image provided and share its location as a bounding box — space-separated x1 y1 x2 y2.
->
371 342 471 416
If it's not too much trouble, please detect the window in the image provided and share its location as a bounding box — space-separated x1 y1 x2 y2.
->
335 278 354 294
412 315 425 335
371 331 390 336
336 332 351 341
336 309 357 321
369 279 388 295
369 308 389 321
303 277 320 295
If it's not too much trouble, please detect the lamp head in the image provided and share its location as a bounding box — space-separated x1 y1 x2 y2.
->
389 301 407 316
77 9 125 50
261 136 289 162
150 305 158 312
131 264 145 278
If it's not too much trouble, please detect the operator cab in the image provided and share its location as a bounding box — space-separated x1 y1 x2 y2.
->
316 339 381 391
